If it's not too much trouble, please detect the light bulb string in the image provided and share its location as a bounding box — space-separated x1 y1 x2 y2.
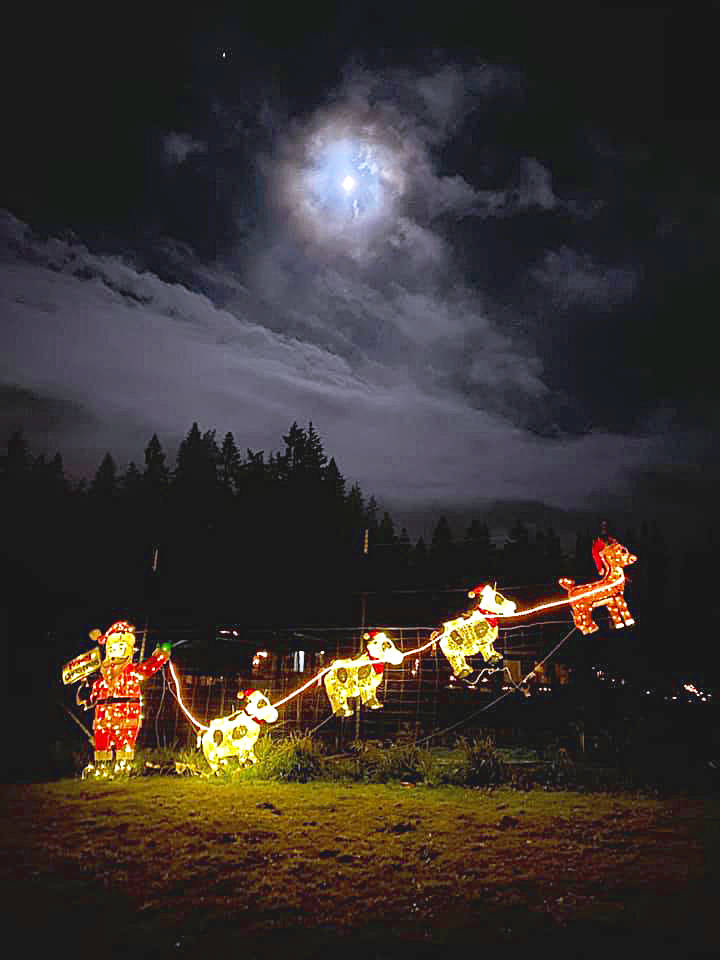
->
162 574 624 731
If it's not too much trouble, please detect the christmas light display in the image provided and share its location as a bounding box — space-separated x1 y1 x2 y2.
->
200 689 279 773
159 538 641 748
559 537 636 634
437 585 517 679
323 630 404 717
72 621 171 775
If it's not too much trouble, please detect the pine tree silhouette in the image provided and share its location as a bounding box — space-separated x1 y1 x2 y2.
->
90 452 118 498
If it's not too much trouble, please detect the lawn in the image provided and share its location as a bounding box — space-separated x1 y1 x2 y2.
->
1 776 716 959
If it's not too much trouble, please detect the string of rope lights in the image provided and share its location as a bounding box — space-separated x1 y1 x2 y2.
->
163 572 626 731
163 604 581 733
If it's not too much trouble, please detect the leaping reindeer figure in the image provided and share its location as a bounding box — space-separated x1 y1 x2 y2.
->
559 537 637 635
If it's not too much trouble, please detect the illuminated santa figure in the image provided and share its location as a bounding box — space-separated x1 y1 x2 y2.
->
76 620 171 775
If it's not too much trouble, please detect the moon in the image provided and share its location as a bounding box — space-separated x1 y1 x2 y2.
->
277 115 407 248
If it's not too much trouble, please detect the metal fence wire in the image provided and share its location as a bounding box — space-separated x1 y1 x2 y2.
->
139 622 570 750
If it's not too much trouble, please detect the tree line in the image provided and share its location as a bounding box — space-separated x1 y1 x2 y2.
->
1 421 699 677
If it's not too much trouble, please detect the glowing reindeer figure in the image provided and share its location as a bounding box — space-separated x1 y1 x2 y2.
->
559 537 637 635
200 689 278 773
438 584 517 679
323 631 404 717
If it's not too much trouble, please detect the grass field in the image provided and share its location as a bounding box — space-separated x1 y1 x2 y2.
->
1 776 717 959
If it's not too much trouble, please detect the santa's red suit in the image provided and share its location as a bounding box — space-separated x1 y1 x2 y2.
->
80 621 170 762
89 649 169 759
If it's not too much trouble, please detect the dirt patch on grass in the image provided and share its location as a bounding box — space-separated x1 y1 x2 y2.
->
0 779 715 958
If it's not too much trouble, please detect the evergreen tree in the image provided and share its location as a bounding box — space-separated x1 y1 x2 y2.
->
378 511 396 546
121 461 142 495
305 422 328 477
465 517 491 548
220 432 242 493
325 457 346 501
90 452 118 497
431 516 453 550
365 495 379 540
282 422 307 474
143 433 169 489
243 449 266 491
47 453 66 495
175 423 219 495
412 535 428 569
5 429 29 485
508 519 530 545
430 516 455 583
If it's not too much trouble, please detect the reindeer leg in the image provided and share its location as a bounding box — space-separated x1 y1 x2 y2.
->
574 601 598 635
618 595 635 627
455 653 473 679
441 637 469 678
607 596 624 630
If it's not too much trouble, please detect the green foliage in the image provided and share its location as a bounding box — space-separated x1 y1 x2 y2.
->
253 733 326 782
443 735 507 787
341 740 440 784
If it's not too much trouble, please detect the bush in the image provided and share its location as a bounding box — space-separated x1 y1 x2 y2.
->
346 740 439 784
443 736 507 787
253 733 325 782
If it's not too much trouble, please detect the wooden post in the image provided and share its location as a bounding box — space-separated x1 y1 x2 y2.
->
138 545 158 664
355 528 369 743
189 677 197 748
204 678 212 726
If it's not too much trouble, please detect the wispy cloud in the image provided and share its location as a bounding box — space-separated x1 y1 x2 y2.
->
162 132 207 165
530 246 638 309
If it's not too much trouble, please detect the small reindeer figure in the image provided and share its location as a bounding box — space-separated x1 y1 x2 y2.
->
323 631 404 717
438 584 517 679
559 537 637 635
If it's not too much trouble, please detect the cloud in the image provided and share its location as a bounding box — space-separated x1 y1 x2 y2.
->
472 158 558 218
162 132 207 165
530 246 638 309
0 63 667 518
1 209 663 514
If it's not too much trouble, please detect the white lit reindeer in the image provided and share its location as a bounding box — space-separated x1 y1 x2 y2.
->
323 631 404 717
200 688 278 773
437 584 517 679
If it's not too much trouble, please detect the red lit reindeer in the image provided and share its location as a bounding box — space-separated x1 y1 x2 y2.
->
559 537 637 635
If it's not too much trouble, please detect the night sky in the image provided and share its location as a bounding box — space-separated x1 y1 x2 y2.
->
3 5 718 543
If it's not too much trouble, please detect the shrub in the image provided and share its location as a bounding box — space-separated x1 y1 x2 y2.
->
348 741 437 784
254 733 325 782
444 736 507 787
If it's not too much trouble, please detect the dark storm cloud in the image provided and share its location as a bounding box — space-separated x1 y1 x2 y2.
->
0 206 663 508
0 383 97 444
0 55 694 523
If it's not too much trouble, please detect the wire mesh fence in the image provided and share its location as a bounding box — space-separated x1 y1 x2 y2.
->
138 621 572 751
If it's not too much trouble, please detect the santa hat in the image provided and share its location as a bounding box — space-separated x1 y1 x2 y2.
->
467 584 490 600
237 688 256 700
363 630 384 642
95 620 135 645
